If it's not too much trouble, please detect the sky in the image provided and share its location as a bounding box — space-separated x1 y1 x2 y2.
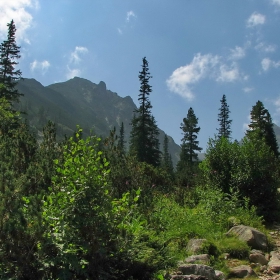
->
1 0 280 151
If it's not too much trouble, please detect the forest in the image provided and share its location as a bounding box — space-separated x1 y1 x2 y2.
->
0 20 279 279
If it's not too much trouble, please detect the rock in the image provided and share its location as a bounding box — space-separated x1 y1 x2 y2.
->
249 252 268 265
268 251 280 272
215 270 225 280
187 239 207 254
185 254 210 265
226 225 268 250
170 275 208 280
229 265 257 278
178 264 216 280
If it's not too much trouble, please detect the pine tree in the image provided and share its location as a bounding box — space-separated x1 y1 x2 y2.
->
217 94 232 139
0 20 22 103
129 57 161 166
246 100 279 157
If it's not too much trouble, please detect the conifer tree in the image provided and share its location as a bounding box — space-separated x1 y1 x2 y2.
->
246 100 279 157
162 134 173 174
217 94 232 139
117 122 125 154
0 20 22 103
177 107 202 186
129 57 161 166
179 107 202 165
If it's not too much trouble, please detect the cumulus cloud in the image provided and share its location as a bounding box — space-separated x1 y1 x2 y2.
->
243 87 254 93
66 67 81 80
166 53 244 101
247 12 266 28
0 0 38 43
243 114 251 131
261 58 280 71
229 46 246 60
255 42 277 53
217 63 240 82
30 59 50 74
166 53 219 101
69 46 88 64
271 0 280 6
126 11 136 22
273 96 280 115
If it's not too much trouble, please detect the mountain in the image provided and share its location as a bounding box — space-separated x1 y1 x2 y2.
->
16 77 181 164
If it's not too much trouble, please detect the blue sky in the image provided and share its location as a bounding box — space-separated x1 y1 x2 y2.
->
1 0 280 151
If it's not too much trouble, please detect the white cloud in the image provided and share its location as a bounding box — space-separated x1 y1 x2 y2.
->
243 87 254 93
126 11 136 22
166 53 245 101
69 46 88 64
166 53 220 101
243 114 251 131
217 63 240 82
271 0 280 6
247 12 266 28
30 59 50 74
117 28 123 35
273 96 280 118
229 46 246 60
261 58 280 71
255 42 277 53
66 67 81 80
0 0 38 43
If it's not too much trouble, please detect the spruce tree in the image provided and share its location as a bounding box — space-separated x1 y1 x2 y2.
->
117 122 125 154
129 57 161 166
246 100 279 157
162 133 174 175
0 20 22 103
217 94 232 139
177 107 202 186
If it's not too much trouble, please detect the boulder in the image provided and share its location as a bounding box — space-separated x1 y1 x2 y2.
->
185 254 210 265
226 225 267 250
215 270 225 280
229 265 257 278
187 239 207 254
268 251 280 272
178 264 216 280
170 275 208 280
249 252 268 265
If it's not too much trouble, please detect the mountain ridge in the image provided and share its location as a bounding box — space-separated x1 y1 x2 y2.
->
16 77 181 163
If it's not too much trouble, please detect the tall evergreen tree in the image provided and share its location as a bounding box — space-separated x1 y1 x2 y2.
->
217 94 232 139
177 107 202 186
129 57 161 166
0 20 22 103
246 100 279 157
179 107 202 165
117 122 125 154
162 133 174 175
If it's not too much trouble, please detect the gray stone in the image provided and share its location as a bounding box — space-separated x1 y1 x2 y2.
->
226 225 268 250
170 275 208 280
249 252 268 265
185 254 210 265
229 265 257 278
268 251 280 272
215 270 225 280
178 264 216 280
187 239 207 254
